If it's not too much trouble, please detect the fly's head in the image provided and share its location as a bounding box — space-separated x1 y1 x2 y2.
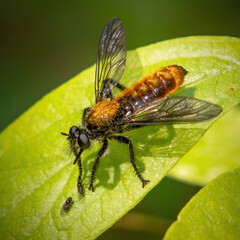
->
61 126 90 151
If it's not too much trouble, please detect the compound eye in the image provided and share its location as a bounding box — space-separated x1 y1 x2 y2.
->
69 126 78 135
78 133 90 150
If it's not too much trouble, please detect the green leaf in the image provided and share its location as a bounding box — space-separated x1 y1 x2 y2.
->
0 36 240 239
168 105 240 185
164 167 240 240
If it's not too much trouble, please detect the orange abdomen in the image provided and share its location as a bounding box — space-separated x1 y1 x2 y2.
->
117 65 187 112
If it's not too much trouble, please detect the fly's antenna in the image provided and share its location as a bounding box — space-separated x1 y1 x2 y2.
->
61 132 69 136
61 132 70 140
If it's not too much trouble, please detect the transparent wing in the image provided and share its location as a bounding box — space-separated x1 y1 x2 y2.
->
124 97 222 125
95 17 127 103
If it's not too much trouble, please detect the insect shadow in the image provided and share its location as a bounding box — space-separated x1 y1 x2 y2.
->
82 124 175 191
177 86 197 98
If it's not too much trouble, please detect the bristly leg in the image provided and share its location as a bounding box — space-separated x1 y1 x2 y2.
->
73 148 83 165
110 136 150 188
77 158 84 195
74 148 84 195
102 78 126 99
88 139 108 192
108 78 126 91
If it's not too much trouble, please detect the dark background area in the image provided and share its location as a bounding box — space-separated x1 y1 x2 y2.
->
1 0 240 239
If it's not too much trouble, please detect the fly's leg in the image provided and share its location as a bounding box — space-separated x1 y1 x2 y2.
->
77 157 84 195
110 136 150 188
89 139 108 192
103 78 126 91
73 148 84 195
82 107 91 127
108 79 126 91
102 78 126 99
73 148 83 164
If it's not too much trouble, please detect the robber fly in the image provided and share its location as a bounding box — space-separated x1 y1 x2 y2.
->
61 17 222 194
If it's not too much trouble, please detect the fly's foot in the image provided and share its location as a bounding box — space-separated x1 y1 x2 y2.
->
141 179 150 188
88 184 95 192
77 179 84 195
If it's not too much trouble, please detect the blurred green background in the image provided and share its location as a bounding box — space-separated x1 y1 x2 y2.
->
1 0 240 239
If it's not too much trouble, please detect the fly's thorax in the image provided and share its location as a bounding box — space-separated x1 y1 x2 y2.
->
86 99 120 129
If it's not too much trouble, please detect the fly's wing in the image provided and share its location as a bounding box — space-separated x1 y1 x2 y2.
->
95 17 127 103
124 96 222 125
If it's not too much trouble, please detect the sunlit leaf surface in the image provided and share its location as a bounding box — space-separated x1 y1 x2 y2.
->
164 167 240 240
0 36 239 239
